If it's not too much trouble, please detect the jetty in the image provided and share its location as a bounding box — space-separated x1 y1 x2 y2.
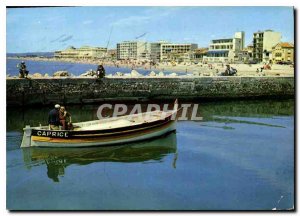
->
6 76 294 107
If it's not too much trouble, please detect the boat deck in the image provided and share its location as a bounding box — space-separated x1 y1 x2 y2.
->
35 110 173 131
77 111 170 131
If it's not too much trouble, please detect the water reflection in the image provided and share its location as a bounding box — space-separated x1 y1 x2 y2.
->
22 132 177 182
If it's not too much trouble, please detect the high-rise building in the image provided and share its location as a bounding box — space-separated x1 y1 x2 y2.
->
116 41 149 60
253 30 281 62
149 41 169 62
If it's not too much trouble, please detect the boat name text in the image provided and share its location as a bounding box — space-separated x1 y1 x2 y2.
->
36 130 69 138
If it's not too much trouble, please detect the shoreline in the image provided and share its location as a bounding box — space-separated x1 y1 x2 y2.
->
7 56 187 73
7 56 295 77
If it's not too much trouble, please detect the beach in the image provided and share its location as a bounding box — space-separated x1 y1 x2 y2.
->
7 56 294 77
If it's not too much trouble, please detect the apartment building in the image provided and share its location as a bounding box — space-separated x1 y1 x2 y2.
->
253 30 281 62
149 41 169 62
116 41 148 60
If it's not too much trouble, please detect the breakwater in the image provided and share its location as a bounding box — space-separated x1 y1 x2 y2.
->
6 77 294 106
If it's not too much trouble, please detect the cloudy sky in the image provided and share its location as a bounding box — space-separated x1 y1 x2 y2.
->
6 6 294 53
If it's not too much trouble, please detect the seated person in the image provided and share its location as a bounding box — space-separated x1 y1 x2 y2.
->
59 106 72 130
96 65 105 79
18 61 29 78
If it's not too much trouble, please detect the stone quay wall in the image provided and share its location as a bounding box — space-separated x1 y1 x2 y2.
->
6 77 294 106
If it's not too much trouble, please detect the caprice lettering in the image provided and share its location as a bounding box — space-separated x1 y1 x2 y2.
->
37 130 69 138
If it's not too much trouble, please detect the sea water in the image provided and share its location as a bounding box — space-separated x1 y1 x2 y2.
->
6 99 294 210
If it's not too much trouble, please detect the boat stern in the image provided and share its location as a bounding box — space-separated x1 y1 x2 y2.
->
21 125 32 148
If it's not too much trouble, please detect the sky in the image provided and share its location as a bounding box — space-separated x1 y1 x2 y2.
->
6 6 294 53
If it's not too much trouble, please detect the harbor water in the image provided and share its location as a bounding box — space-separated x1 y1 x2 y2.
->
6 99 294 210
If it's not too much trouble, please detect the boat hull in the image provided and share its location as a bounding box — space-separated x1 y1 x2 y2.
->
29 120 176 148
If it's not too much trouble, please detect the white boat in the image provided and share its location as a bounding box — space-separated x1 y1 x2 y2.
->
21 100 179 148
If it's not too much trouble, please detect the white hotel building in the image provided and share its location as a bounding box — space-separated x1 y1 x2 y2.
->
203 31 245 63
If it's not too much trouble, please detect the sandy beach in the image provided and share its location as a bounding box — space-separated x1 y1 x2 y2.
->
7 56 294 77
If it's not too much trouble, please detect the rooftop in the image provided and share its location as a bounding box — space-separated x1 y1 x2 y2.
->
162 43 198 46
274 42 294 48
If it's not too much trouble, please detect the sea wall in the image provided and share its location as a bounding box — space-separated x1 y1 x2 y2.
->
6 77 294 106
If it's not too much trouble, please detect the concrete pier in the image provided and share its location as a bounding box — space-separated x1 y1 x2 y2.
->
6 77 294 106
